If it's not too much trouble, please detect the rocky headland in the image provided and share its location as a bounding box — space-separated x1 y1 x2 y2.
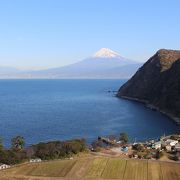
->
117 49 180 125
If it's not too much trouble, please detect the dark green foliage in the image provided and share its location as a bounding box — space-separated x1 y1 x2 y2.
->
32 139 86 160
119 132 129 143
91 139 103 151
11 136 25 150
0 149 26 165
132 144 144 152
0 136 26 165
0 137 86 164
155 150 163 159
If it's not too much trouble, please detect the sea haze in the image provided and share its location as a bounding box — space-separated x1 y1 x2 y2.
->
0 79 179 147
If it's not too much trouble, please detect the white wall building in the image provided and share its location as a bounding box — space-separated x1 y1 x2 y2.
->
0 163 10 170
29 158 42 163
165 139 178 146
154 141 161 149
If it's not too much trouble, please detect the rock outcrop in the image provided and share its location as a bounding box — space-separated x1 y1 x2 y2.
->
117 49 180 125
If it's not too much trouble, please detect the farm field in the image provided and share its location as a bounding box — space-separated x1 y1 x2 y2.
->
0 156 179 180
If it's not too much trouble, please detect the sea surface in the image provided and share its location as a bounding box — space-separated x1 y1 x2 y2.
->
0 79 179 147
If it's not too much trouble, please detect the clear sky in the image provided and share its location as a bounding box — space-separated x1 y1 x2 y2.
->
0 0 180 70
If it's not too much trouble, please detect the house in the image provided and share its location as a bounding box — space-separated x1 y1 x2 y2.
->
0 163 10 170
133 154 138 158
108 135 117 143
29 158 42 163
165 145 172 152
174 143 180 152
154 141 161 149
149 140 155 144
165 139 178 146
116 141 122 144
121 146 128 152
121 146 128 155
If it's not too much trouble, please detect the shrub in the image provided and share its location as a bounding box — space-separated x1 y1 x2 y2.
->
31 139 86 160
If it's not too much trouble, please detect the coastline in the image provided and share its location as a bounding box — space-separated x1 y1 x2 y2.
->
119 95 180 125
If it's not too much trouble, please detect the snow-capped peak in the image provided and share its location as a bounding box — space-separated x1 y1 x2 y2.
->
93 48 120 58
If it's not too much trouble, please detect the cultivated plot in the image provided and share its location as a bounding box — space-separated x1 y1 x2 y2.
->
30 160 76 177
102 158 126 179
160 162 180 180
1 157 180 180
123 160 148 180
148 161 163 180
86 157 108 177
66 157 93 178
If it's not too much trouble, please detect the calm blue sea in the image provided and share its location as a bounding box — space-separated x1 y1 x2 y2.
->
0 79 179 147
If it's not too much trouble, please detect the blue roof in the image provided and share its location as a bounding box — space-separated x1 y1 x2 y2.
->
121 147 128 152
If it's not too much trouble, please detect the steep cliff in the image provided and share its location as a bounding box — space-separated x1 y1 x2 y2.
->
117 49 180 124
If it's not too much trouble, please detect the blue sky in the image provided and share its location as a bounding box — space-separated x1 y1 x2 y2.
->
0 0 180 69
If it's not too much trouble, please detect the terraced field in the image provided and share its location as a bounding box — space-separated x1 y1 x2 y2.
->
101 158 126 179
0 156 179 180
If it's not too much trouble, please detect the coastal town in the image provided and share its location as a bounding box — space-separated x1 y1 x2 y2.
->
91 134 180 161
0 134 179 180
0 134 180 172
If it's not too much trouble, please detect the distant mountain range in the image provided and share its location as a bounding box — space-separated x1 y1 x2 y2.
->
0 48 142 79
118 49 180 124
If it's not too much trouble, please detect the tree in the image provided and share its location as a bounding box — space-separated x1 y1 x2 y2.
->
119 132 129 143
132 143 144 152
11 136 25 150
91 139 103 151
156 150 163 159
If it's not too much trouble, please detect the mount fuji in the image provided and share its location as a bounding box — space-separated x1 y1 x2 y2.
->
0 48 142 79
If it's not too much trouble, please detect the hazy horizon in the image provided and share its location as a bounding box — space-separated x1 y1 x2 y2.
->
0 47 142 71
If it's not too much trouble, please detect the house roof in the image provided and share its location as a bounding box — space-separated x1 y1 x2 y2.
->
166 139 178 143
154 141 161 145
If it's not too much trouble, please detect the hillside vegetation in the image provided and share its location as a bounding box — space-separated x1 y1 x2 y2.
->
118 49 180 124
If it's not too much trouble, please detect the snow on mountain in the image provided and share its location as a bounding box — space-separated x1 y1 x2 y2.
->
93 48 121 58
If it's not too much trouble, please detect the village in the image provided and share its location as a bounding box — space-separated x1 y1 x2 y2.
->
0 134 179 171
90 134 180 161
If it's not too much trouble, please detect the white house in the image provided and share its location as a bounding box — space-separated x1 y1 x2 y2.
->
165 145 172 152
29 158 42 163
165 139 178 146
116 141 122 144
0 163 10 170
154 141 161 149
